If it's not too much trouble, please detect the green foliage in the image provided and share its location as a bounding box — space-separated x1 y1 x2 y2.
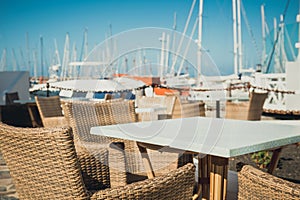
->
251 151 272 169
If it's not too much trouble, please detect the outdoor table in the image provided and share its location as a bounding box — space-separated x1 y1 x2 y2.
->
91 117 300 200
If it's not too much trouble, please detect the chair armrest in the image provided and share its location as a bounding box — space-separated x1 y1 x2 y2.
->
238 165 300 199
90 163 195 200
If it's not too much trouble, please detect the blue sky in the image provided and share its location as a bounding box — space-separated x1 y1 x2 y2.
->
0 0 299 76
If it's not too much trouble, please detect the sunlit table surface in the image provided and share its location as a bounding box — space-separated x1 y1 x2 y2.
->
91 117 300 200
91 117 300 158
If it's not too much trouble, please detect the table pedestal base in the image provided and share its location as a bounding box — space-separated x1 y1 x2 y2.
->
198 155 228 200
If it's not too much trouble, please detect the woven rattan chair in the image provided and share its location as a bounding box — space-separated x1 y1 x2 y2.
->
238 165 300 200
172 97 206 119
35 95 67 127
62 99 193 186
136 95 175 121
0 122 195 200
225 91 268 120
61 99 144 187
136 95 205 120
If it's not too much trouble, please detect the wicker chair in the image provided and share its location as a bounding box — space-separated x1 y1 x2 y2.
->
0 122 195 200
61 99 193 185
35 96 67 127
136 95 205 120
238 165 300 200
136 95 174 121
225 91 268 120
171 97 206 119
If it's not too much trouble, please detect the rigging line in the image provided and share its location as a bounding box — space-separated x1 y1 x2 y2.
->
178 17 199 75
285 26 296 60
266 0 291 73
240 0 260 61
170 0 196 74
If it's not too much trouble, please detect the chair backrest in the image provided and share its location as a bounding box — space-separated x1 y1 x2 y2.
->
238 165 300 200
247 91 268 120
35 96 67 128
62 100 104 144
0 123 88 199
35 96 64 118
225 91 268 121
61 99 137 144
136 95 177 120
5 92 19 105
172 97 206 119
98 100 137 125
62 99 143 175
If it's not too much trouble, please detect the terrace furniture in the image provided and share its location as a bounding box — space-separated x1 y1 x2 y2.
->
0 122 195 199
136 95 205 121
172 99 206 119
225 91 268 120
238 165 300 200
91 117 300 200
61 99 192 187
35 96 67 128
136 95 174 121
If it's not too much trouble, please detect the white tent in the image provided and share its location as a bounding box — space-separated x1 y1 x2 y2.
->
50 78 145 92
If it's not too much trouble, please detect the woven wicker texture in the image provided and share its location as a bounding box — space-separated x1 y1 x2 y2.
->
0 123 90 199
61 99 143 187
172 100 206 119
238 165 300 200
62 99 192 185
225 91 268 120
133 96 195 175
35 96 67 127
95 99 193 176
0 122 195 199
90 163 196 200
136 96 175 120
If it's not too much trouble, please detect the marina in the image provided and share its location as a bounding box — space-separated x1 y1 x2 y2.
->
1 0 300 199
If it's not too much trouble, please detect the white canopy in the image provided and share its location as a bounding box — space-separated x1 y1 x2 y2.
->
50 78 146 92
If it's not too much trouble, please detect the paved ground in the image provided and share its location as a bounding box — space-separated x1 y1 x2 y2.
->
0 154 18 200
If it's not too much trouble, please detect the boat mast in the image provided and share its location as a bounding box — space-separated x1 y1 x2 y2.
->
237 0 243 73
40 35 44 78
32 50 38 79
80 28 88 61
160 32 166 78
0 49 7 71
165 34 170 73
170 12 177 74
261 5 266 68
26 32 31 73
297 13 300 60
197 0 203 86
171 0 196 75
232 0 238 75
11 48 18 71
61 33 70 80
